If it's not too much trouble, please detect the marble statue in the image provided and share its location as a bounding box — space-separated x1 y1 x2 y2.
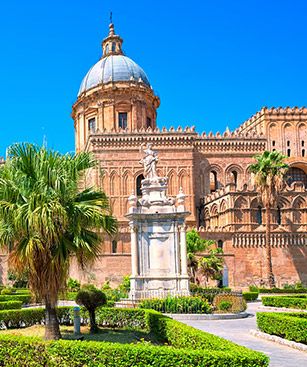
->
139 143 158 179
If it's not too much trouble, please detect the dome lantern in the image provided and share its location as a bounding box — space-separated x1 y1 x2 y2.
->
102 23 123 57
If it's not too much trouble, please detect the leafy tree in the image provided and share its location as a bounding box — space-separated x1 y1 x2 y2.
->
76 284 107 333
249 150 288 288
0 143 117 340
198 248 224 287
186 229 215 283
67 278 81 292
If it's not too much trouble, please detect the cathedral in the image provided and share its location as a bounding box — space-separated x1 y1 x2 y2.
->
70 23 307 289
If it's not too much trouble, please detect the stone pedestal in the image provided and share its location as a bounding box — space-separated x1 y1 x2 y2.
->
126 177 190 299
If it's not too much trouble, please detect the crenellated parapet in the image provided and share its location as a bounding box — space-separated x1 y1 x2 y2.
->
86 125 266 153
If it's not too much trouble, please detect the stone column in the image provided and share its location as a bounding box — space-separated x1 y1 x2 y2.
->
179 225 188 276
130 222 138 276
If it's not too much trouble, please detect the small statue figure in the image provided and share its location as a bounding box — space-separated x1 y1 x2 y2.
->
139 143 158 179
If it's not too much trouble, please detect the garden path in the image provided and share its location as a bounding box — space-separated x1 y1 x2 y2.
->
177 302 307 367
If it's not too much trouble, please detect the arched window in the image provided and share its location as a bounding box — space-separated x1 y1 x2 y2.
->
287 149 291 157
111 240 117 254
217 240 223 250
136 174 144 197
210 171 218 192
231 170 238 187
112 42 116 52
256 206 263 225
276 206 281 225
285 167 307 188
302 149 305 157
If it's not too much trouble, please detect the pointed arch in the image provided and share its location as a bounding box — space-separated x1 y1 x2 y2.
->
293 195 306 224
220 199 227 212
167 169 177 196
179 169 189 194
122 170 133 196
225 164 244 187
109 171 119 196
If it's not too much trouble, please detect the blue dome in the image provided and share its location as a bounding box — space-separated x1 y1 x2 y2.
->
78 55 150 95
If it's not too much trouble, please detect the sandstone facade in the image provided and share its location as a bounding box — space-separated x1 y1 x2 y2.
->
70 24 307 289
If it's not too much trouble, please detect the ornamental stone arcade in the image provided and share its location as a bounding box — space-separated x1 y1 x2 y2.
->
69 22 307 289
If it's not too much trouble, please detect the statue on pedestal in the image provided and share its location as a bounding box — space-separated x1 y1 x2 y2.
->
139 143 158 179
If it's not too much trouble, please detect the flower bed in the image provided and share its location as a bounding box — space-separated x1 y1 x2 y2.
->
139 296 212 314
257 312 307 345
0 307 268 366
262 296 307 309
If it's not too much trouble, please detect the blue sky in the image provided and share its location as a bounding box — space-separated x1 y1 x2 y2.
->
0 0 306 156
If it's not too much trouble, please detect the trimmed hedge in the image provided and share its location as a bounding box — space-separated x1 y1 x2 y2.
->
259 287 307 294
262 296 307 309
190 285 232 303
0 301 22 310
139 296 212 314
257 312 307 344
0 307 269 366
243 292 259 302
0 307 72 329
0 294 31 304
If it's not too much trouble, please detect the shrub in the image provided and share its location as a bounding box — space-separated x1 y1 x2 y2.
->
218 300 232 311
213 294 246 313
76 285 107 333
262 296 307 309
67 278 80 292
257 312 307 344
243 292 259 302
0 301 22 310
1 288 13 295
139 296 212 314
248 285 259 292
0 294 31 304
118 275 130 294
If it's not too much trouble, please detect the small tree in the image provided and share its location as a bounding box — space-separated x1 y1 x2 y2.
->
186 229 215 283
76 285 107 333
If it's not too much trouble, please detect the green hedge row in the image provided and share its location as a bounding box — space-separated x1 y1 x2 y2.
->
0 307 72 329
0 301 22 310
257 312 307 344
243 292 259 302
0 333 268 367
262 296 307 309
258 288 307 294
139 296 212 314
0 307 268 366
0 294 31 304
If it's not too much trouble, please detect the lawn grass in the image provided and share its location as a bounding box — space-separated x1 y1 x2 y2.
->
0 325 160 345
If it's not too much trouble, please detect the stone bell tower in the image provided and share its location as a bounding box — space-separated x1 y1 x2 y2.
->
126 144 190 299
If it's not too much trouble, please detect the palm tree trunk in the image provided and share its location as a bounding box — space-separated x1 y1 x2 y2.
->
265 204 275 288
45 299 61 340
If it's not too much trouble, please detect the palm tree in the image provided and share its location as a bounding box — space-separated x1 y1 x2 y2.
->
186 229 215 283
249 150 288 288
0 143 117 340
198 249 224 287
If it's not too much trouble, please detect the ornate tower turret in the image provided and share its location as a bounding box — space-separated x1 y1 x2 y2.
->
72 23 160 152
